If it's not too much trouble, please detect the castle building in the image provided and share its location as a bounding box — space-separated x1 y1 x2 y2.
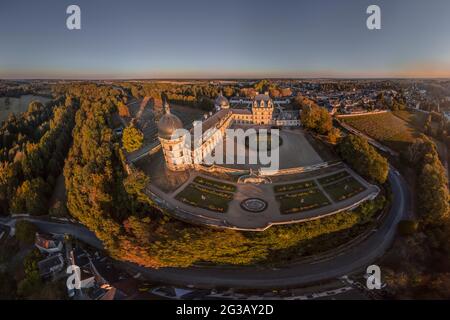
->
252 92 274 125
157 102 186 171
157 92 300 171
214 92 230 111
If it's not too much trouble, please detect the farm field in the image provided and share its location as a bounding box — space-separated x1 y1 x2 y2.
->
392 110 427 129
393 110 442 135
341 112 420 152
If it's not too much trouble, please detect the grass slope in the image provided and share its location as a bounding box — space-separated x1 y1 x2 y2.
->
342 112 420 152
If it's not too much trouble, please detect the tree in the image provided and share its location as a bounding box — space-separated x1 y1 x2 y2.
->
122 126 143 152
376 92 386 109
391 98 406 111
117 101 130 117
0 162 18 215
301 104 332 135
223 87 234 97
406 137 435 166
11 247 60 299
418 162 449 224
254 80 270 93
123 215 152 245
15 220 38 245
27 101 44 113
124 170 152 214
424 114 432 135
17 249 43 298
327 127 342 144
280 88 292 97
10 178 50 215
338 134 389 184
407 136 449 224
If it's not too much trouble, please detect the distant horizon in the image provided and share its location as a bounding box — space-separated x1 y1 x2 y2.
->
2 0 450 80
2 76 450 81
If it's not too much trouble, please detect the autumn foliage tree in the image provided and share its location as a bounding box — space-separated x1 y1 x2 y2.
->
10 178 50 215
122 126 144 152
117 101 130 117
338 134 389 184
407 136 449 224
327 127 342 144
300 104 333 135
0 97 76 215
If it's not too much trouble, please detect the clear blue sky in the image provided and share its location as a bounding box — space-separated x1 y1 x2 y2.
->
1 0 450 79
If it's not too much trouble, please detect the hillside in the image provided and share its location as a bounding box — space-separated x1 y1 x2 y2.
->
341 112 421 153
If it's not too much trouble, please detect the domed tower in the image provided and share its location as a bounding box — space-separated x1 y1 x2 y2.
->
157 102 187 171
252 91 274 125
214 92 230 111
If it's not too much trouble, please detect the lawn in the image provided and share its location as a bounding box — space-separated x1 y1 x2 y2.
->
342 112 420 152
194 176 237 192
323 176 366 202
273 179 317 193
317 170 350 185
175 184 233 213
276 188 330 214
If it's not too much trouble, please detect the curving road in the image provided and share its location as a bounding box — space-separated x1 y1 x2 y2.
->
123 168 410 288
0 168 410 289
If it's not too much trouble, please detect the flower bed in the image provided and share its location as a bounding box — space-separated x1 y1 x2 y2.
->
323 176 366 202
317 171 350 185
194 176 237 192
276 188 330 214
273 180 317 193
175 184 232 213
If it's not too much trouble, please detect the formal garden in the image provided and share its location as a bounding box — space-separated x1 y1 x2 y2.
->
193 176 237 192
273 169 369 215
175 177 236 212
322 176 366 202
317 170 350 185
273 179 317 193
276 187 331 214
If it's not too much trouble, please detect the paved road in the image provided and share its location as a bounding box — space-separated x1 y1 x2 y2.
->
0 217 104 249
0 168 409 289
